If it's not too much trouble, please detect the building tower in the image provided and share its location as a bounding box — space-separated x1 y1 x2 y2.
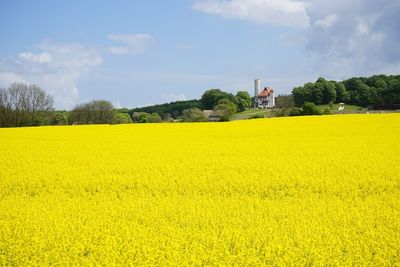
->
254 79 260 108
254 79 261 97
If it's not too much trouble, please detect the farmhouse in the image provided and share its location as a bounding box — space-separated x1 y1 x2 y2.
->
256 87 275 108
254 79 275 108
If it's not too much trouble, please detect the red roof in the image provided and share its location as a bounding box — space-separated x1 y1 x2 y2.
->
257 87 274 97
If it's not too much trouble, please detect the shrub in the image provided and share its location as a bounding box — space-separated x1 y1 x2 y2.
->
301 102 322 115
248 114 264 119
323 108 331 115
113 113 132 124
288 108 303 116
132 112 162 123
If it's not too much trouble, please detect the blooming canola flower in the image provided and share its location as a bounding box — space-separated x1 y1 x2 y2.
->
0 114 399 265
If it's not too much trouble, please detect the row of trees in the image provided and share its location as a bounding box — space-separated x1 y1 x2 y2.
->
0 82 135 127
6 74 397 127
126 89 253 122
129 100 202 120
1 82 249 127
128 89 253 121
134 90 249 123
292 75 400 107
131 112 162 123
292 78 346 106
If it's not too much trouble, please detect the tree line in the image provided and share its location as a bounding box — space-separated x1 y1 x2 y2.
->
129 100 202 120
0 82 131 127
292 75 400 108
2 74 399 127
0 82 253 127
128 89 252 122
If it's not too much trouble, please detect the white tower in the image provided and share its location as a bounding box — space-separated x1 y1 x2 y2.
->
254 79 260 97
270 91 275 107
254 79 261 108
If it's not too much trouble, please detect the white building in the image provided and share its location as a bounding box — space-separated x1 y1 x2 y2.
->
254 79 275 108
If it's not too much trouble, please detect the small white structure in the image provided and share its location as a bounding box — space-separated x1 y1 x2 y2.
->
254 79 275 108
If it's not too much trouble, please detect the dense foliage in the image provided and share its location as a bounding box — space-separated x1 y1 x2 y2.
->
49 111 68 125
68 100 116 125
236 91 252 112
1 114 399 265
129 89 251 122
292 75 400 108
201 89 238 110
131 112 162 123
113 112 133 124
213 98 237 121
129 100 202 119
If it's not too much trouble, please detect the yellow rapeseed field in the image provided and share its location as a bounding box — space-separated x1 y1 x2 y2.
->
0 114 400 265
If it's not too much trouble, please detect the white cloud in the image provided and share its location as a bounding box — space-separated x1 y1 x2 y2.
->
193 0 310 28
107 33 153 55
108 46 131 55
0 42 102 109
0 71 28 88
108 33 153 43
304 0 400 78
315 14 338 29
355 18 369 35
194 0 400 79
19 52 52 63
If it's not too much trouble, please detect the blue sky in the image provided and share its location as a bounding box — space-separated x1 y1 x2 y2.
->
0 0 399 109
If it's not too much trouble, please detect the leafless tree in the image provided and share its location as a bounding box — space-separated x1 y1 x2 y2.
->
0 82 54 127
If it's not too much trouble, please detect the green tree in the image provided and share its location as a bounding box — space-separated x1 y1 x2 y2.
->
50 111 68 125
113 112 132 124
333 81 349 103
148 113 162 123
292 85 312 107
201 89 238 110
132 112 162 123
129 99 202 119
315 78 337 104
310 82 323 105
181 108 207 122
214 98 237 121
343 78 373 106
236 91 252 112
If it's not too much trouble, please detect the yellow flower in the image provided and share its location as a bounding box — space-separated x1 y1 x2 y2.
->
0 114 399 265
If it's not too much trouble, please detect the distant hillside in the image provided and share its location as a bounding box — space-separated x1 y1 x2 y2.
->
129 99 202 119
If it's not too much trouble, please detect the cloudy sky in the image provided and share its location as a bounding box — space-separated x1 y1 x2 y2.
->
0 0 399 109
